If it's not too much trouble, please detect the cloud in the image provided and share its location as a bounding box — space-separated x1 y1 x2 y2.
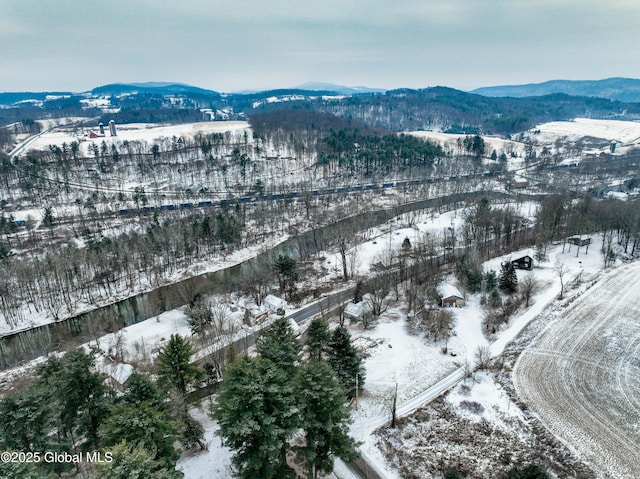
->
1 0 639 92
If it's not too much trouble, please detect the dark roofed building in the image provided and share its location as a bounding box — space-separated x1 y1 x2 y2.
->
511 255 533 270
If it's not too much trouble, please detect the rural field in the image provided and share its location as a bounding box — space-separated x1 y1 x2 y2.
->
513 262 640 479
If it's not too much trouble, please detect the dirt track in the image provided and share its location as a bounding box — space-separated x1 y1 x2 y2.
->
513 262 640 478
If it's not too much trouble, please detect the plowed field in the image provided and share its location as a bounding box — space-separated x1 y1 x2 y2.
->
513 263 640 478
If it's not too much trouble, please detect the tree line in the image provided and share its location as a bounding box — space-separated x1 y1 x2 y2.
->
0 334 204 479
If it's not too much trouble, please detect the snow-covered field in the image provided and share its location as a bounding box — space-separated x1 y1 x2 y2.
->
513 261 640 479
410 118 640 159
408 130 528 159
24 120 251 157
532 118 640 148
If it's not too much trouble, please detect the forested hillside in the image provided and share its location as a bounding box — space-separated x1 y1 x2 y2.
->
4 83 640 137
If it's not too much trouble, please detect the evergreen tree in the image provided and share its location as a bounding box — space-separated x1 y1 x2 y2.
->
212 356 298 479
294 361 355 479
457 254 483 293
508 464 549 479
93 441 183 479
0 460 56 479
156 334 203 396
327 326 365 399
305 317 330 361
353 280 364 303
36 349 113 448
179 411 206 451
184 294 213 337
99 402 181 468
483 269 497 292
0 384 55 452
499 261 518 294
273 254 298 300
42 206 55 229
120 372 164 409
256 316 301 374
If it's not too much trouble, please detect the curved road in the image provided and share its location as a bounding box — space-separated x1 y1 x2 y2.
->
513 262 640 478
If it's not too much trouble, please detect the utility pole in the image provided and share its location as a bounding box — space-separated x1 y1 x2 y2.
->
355 373 359 411
391 382 398 428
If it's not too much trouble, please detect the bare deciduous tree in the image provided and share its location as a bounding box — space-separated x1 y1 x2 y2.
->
520 272 538 307
474 345 491 370
365 276 390 319
555 261 569 299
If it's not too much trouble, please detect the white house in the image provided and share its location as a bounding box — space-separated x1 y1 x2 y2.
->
344 300 372 322
263 294 287 314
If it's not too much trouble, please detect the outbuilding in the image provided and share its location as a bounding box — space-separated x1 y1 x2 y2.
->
568 236 591 247
438 284 465 308
511 255 533 270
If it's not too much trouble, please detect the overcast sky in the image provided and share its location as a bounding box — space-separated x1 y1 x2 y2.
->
1 0 638 93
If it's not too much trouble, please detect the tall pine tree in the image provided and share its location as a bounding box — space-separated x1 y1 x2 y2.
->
327 326 365 399
305 317 330 362
499 261 518 294
156 334 203 396
98 402 181 468
36 349 112 449
294 361 355 479
213 356 298 479
256 316 301 374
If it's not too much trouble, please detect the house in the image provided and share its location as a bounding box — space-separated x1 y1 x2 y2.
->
263 294 287 315
98 361 133 391
344 301 371 322
567 236 591 247
511 178 528 189
438 284 465 308
511 255 533 270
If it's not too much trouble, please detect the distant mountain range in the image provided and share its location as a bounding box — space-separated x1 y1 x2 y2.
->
3 79 640 136
293 82 386 95
90 82 220 96
3 78 640 103
471 77 640 103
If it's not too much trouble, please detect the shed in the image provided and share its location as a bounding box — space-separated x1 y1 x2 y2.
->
263 294 287 315
511 255 533 270
567 236 591 247
438 284 465 308
511 178 528 188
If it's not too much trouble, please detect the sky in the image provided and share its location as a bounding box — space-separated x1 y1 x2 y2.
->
1 0 639 93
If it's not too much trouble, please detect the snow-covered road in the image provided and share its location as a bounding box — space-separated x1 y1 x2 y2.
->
513 262 640 479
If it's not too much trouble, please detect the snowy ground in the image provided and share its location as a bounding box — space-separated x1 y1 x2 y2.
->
0 197 619 478
346 236 610 479
410 118 640 160
176 405 234 479
513 261 640 479
530 118 640 153
24 120 251 157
